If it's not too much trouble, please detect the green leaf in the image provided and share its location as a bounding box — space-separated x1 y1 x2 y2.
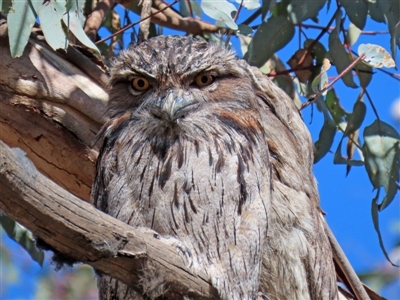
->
201 0 238 30
377 0 400 66
237 24 254 36
7 0 42 57
0 0 12 13
355 58 373 88
287 0 325 23
344 100 366 136
358 43 396 68
180 0 202 17
328 10 358 88
0 213 45 266
62 0 100 55
261 0 273 19
347 22 362 46
244 15 294 67
304 39 327 65
362 120 400 211
293 77 309 97
334 138 365 166
38 0 68 51
235 0 260 10
311 58 330 95
368 0 386 23
314 115 337 163
341 0 368 30
314 121 336 163
372 196 398 266
326 89 346 124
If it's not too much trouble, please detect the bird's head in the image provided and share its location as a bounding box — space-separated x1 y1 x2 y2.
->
107 36 264 137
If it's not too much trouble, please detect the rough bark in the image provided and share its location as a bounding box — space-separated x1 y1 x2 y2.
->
0 32 103 201
0 140 218 299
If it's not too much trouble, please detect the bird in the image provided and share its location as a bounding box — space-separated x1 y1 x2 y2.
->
91 35 338 300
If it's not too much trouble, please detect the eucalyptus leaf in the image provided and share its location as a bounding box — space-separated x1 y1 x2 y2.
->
237 24 254 36
326 89 346 124
311 58 330 95
0 213 44 267
358 43 395 68
334 138 364 166
180 0 202 17
328 10 358 88
7 0 42 57
356 58 373 88
314 118 337 163
261 0 274 19
235 0 260 10
372 196 398 266
201 0 238 30
238 34 252 56
38 0 68 51
63 0 100 55
340 0 368 30
286 0 325 23
377 0 400 66
344 101 366 136
293 77 309 97
304 39 327 64
347 23 362 46
0 0 11 13
314 97 337 164
368 0 385 23
362 120 400 211
245 15 294 67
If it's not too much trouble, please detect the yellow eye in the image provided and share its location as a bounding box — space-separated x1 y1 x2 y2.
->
194 74 215 87
131 77 150 91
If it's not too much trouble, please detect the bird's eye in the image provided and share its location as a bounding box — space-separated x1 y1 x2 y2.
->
131 77 151 91
194 74 215 87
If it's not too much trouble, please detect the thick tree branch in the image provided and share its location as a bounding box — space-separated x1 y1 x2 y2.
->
85 0 227 44
0 35 104 201
0 140 218 299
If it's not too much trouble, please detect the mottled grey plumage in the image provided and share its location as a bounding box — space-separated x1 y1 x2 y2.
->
91 35 337 300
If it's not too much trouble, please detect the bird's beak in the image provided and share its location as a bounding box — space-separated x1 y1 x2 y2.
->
152 91 198 121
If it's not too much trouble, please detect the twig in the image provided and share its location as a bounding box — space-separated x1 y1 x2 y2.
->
301 54 366 110
96 0 179 45
324 221 371 300
241 7 261 25
185 0 194 18
267 64 319 77
298 6 340 66
85 0 115 42
226 0 244 45
300 23 389 35
365 89 380 121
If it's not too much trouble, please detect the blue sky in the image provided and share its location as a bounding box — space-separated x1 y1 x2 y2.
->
1 1 399 299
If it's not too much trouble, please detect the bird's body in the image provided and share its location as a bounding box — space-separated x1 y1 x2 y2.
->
92 35 337 300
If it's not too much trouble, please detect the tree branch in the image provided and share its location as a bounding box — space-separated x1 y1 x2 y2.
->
0 35 104 201
0 140 218 299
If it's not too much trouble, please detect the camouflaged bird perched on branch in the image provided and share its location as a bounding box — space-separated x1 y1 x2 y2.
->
92 35 359 300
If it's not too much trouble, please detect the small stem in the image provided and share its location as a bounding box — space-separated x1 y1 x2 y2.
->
300 54 366 111
226 0 244 46
297 6 340 66
96 0 179 45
